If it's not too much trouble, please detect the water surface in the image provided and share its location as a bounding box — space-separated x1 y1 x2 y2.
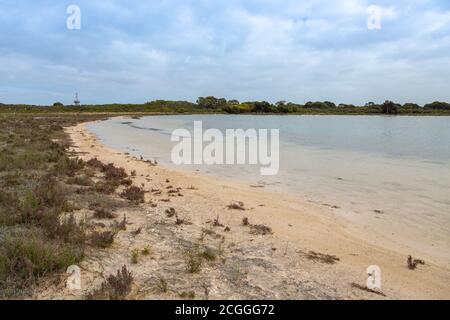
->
87 115 450 261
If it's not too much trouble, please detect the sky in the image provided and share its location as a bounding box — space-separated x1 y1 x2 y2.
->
0 0 450 106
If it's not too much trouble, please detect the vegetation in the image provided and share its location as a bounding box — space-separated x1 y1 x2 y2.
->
0 113 135 298
407 255 425 270
86 265 133 300
1 97 449 115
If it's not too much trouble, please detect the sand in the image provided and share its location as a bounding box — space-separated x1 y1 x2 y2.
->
40 119 449 300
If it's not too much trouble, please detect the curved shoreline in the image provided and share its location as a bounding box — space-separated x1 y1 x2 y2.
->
65 119 450 300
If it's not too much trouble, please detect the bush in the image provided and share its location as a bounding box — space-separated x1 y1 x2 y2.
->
185 246 203 273
424 101 450 110
89 231 116 248
93 208 116 220
86 265 133 300
66 175 93 187
120 186 145 203
0 229 84 288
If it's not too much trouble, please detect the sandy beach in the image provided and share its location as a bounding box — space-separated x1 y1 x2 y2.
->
47 119 450 300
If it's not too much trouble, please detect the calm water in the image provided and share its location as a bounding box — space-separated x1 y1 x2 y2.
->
87 115 450 260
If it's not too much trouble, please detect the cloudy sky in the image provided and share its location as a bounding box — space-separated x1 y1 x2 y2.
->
1 0 449 105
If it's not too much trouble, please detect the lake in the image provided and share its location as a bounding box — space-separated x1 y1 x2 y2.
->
87 115 450 261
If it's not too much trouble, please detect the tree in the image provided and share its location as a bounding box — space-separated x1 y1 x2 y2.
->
53 102 64 107
381 100 398 114
197 96 227 109
323 101 336 108
305 101 330 109
424 101 450 110
402 103 420 109
249 101 276 113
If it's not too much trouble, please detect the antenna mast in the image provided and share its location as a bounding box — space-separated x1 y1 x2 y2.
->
74 92 81 106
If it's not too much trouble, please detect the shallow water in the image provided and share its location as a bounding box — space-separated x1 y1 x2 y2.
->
87 115 450 261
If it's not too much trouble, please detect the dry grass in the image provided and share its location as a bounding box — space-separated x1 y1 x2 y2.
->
306 251 340 264
112 216 128 231
165 207 176 217
241 217 273 235
86 265 133 300
120 186 146 203
93 208 116 220
89 231 116 248
0 115 107 296
227 201 245 210
351 283 386 297
407 255 425 270
184 246 203 273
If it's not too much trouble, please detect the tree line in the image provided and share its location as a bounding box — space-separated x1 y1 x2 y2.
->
1 98 449 115
196 96 450 114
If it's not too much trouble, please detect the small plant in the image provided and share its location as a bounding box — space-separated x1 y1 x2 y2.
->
102 163 128 181
307 251 340 264
407 255 425 270
141 246 151 256
250 224 273 235
201 247 218 261
131 249 139 264
87 158 104 170
213 216 224 227
229 263 245 283
227 201 245 210
130 227 142 237
175 216 186 225
50 214 86 245
157 277 168 293
66 175 93 187
120 186 145 203
90 231 116 248
112 215 128 231
179 291 195 299
351 283 386 297
241 217 273 235
86 265 133 300
93 208 116 220
130 170 137 177
94 181 118 194
185 246 203 273
165 207 176 217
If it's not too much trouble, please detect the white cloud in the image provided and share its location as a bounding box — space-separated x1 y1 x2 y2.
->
0 0 449 105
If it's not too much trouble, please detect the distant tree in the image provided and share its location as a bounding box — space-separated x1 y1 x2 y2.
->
323 101 336 108
228 99 240 105
365 102 375 107
197 96 227 109
402 103 420 109
423 101 450 110
381 100 398 114
305 101 331 109
249 101 276 113
53 102 64 107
